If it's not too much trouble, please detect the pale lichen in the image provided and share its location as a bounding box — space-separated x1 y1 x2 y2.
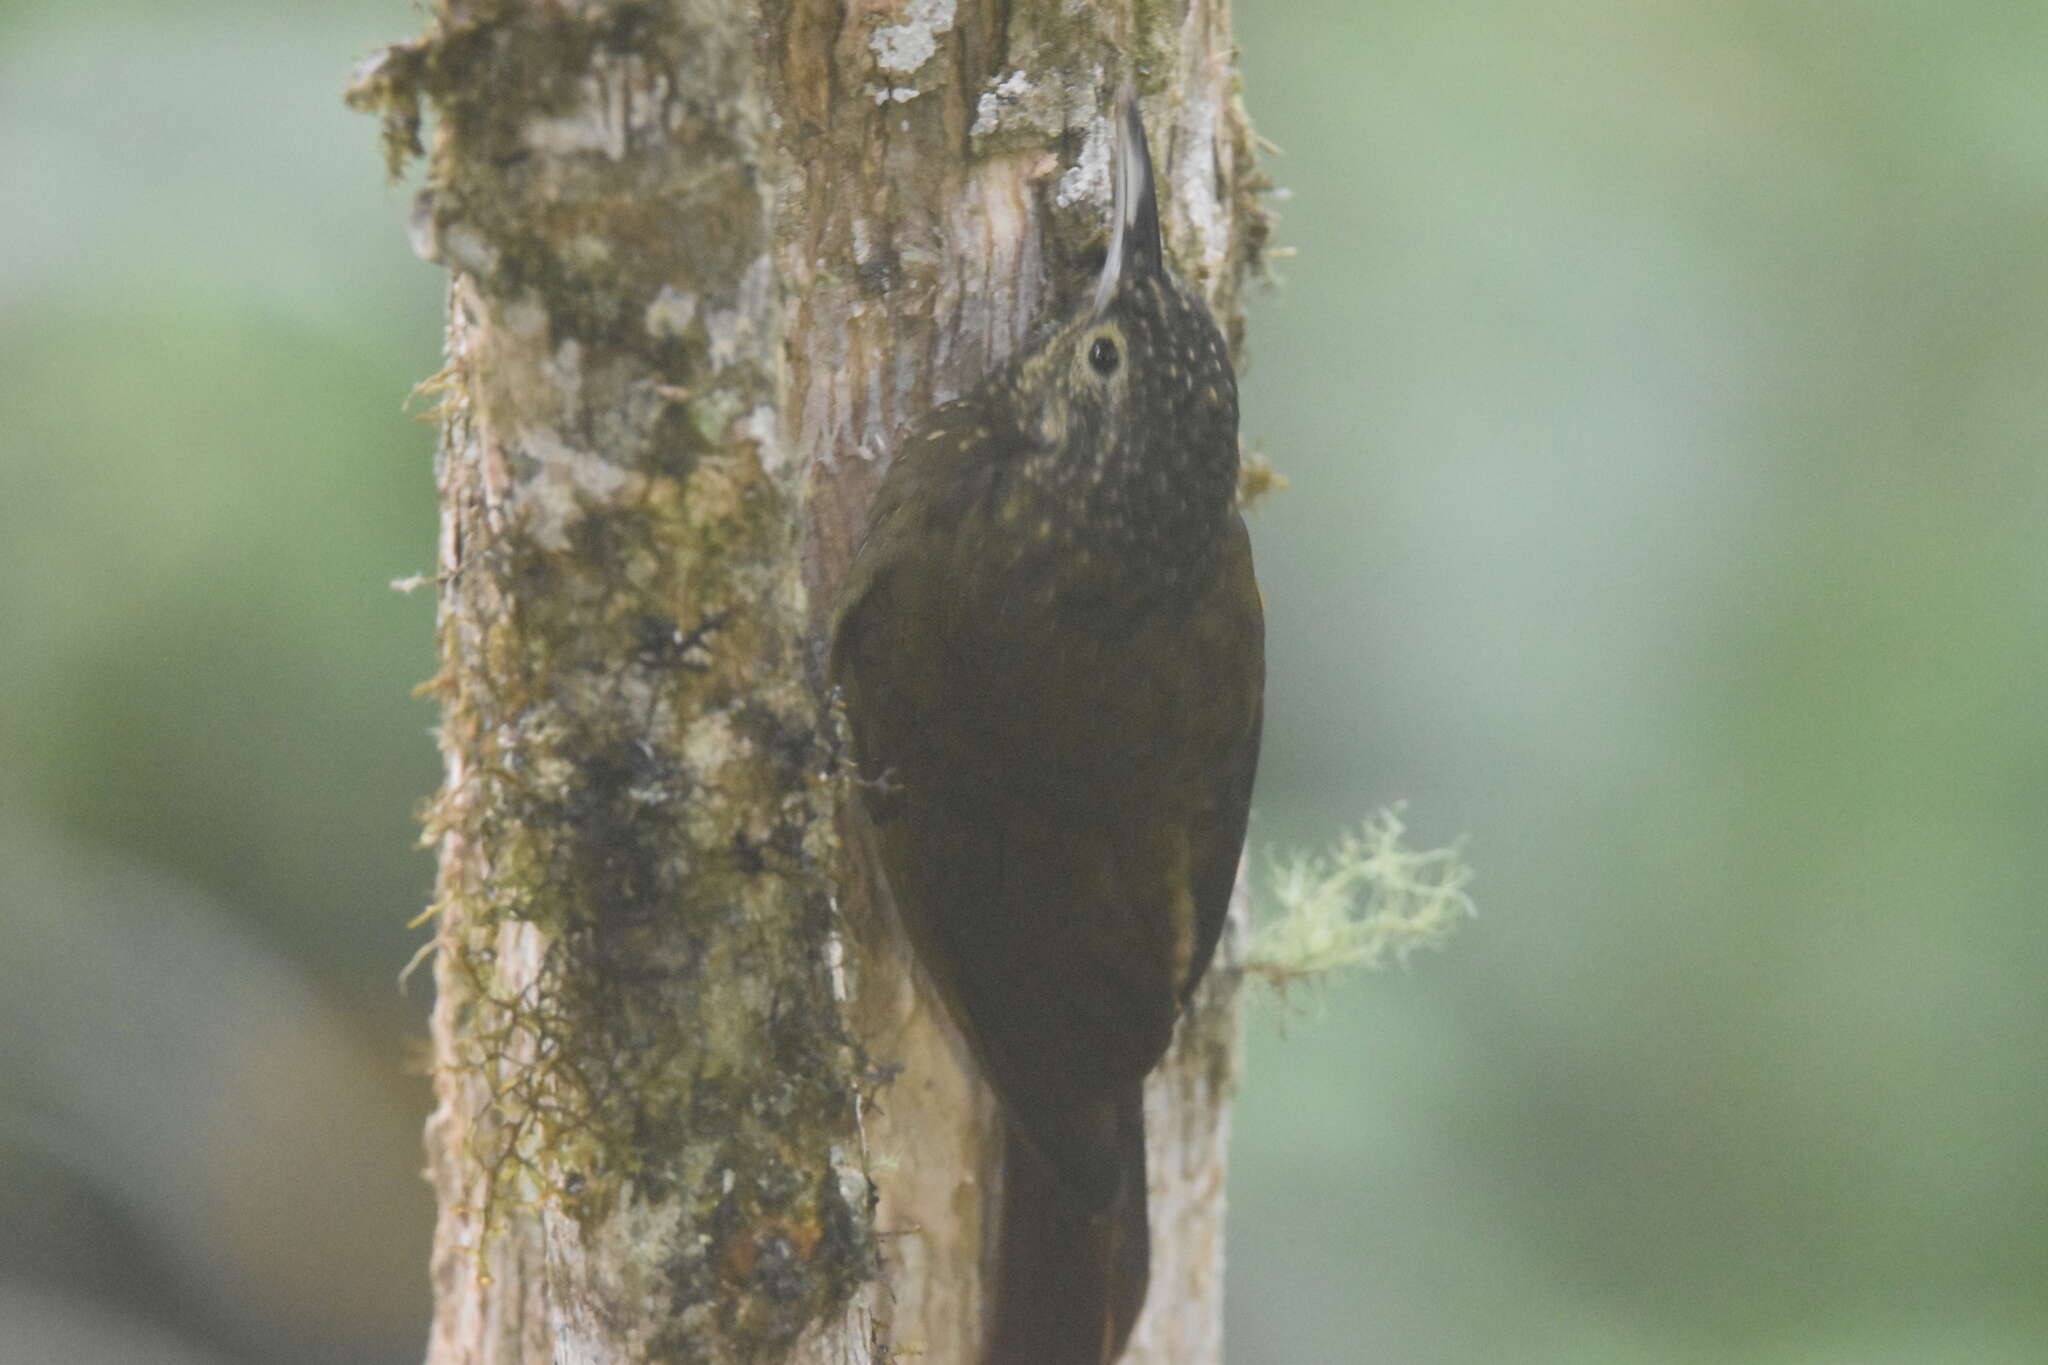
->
868 0 957 76
644 285 699 340
969 70 1038 138
705 255 776 371
1248 806 1477 988
1054 109 1114 210
514 430 637 551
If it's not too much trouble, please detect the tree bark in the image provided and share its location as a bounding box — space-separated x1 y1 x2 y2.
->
350 3 1267 1361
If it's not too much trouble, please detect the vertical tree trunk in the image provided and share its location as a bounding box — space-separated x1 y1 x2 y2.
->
351 3 1267 1361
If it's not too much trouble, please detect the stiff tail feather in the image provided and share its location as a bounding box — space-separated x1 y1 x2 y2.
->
986 1093 1149 1365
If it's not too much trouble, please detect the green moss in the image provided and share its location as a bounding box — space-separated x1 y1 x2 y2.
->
343 43 426 178
428 486 868 1348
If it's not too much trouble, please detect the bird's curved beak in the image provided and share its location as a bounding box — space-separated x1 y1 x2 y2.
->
1093 90 1163 314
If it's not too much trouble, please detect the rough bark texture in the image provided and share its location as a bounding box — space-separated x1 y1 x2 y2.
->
350 2 1267 1361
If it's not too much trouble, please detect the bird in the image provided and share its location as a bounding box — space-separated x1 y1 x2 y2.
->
829 90 1263 1365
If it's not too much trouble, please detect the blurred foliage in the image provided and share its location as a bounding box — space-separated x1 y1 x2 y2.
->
2 3 440 1361
1230 2 2048 1361
2 1 2044 1362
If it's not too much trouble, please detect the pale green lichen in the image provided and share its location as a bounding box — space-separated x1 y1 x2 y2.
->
1248 805 1476 988
868 0 956 75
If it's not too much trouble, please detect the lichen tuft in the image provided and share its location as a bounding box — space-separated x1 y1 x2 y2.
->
1248 805 1477 992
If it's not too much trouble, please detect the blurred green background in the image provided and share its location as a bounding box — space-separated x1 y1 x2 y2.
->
4 1 2045 1361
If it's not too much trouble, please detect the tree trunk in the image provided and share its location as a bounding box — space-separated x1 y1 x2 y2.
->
350 3 1268 1361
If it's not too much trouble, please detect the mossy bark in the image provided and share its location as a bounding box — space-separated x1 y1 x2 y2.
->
352 2 1266 1361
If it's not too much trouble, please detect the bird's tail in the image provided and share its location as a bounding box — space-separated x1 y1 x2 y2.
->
986 1092 1149 1365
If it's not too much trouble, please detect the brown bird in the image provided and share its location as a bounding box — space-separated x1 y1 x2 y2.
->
830 92 1262 1365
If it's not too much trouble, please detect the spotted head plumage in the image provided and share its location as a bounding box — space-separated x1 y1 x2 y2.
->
988 92 1240 578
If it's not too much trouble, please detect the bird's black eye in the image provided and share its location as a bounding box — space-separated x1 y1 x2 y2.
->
1088 336 1120 375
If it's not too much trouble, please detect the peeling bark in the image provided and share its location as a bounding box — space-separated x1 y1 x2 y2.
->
352 1 1266 1361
